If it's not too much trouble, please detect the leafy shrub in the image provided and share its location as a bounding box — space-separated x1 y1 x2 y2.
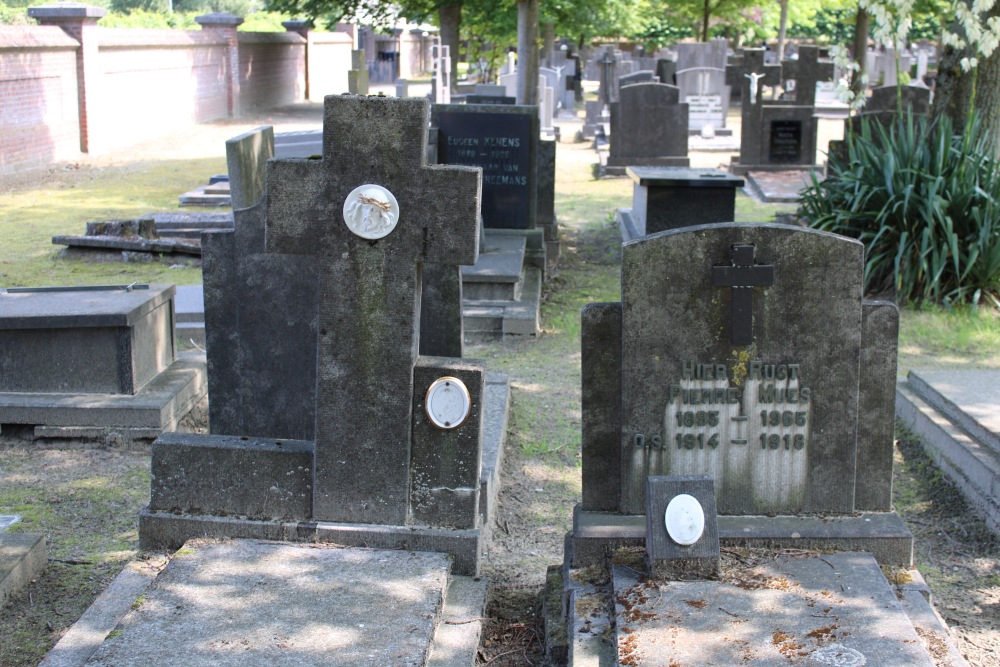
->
0 3 32 25
798 111 1000 308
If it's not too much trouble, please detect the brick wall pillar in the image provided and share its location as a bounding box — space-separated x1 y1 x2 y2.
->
196 13 243 117
283 19 312 101
28 2 106 153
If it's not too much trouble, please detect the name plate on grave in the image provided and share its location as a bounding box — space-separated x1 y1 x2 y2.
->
436 111 532 229
769 120 803 164
633 360 813 508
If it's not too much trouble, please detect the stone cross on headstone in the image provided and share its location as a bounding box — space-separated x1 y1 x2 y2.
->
726 48 781 107
265 96 481 525
781 45 834 107
711 244 774 345
599 47 619 105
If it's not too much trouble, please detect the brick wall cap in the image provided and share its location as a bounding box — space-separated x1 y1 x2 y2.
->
27 3 107 19
282 19 312 30
195 13 244 27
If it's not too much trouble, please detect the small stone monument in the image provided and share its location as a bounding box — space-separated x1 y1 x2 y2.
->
347 49 369 95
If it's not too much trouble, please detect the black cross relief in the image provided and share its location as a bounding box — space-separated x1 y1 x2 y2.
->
711 244 774 345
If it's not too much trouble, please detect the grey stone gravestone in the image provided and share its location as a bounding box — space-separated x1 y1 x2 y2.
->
574 222 911 566
619 69 658 87
607 82 689 173
348 49 369 95
141 96 492 574
656 58 677 86
225 126 273 210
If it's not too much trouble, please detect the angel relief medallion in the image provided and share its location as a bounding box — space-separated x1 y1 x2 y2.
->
342 184 400 240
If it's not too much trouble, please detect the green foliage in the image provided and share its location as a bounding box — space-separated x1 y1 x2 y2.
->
799 111 1000 307
99 9 199 28
0 2 31 24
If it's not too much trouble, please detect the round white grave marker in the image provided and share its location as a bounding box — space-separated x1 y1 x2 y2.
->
664 494 705 546
342 184 400 239
425 376 471 430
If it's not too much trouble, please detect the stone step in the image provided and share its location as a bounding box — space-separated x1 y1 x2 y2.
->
41 539 484 667
462 235 526 301
906 369 1000 457
549 551 968 666
0 532 46 608
896 377 1000 535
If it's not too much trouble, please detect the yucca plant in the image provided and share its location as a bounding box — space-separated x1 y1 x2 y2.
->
799 110 1000 308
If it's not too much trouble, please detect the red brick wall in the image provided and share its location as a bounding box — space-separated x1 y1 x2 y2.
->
0 26 82 172
95 29 230 154
237 32 305 113
0 22 350 175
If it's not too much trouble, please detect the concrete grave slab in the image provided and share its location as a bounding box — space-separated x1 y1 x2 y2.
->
84 540 452 667
612 552 942 666
0 533 46 608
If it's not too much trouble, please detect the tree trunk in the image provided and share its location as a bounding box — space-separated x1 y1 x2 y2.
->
517 0 539 105
701 0 711 42
851 7 869 99
541 22 555 68
777 0 789 62
932 3 1000 153
439 3 462 90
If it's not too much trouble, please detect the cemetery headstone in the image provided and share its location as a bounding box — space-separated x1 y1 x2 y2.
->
656 58 677 86
619 69 658 87
607 82 689 174
574 222 911 566
347 49 369 95
141 96 493 574
645 475 720 579
225 125 274 210
616 166 744 241
433 104 539 230
727 48 819 171
780 45 834 107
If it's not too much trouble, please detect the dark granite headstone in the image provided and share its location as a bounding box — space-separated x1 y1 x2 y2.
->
607 82 689 170
619 69 658 87
466 94 516 105
618 167 744 240
655 58 677 86
433 104 539 230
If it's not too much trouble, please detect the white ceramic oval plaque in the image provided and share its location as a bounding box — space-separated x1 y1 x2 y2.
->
425 376 471 430
664 494 705 546
342 184 400 239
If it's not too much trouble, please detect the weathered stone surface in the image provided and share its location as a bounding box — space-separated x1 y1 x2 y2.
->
410 357 485 529
264 96 480 525
581 303 622 512
0 285 175 395
645 475 719 579
85 540 450 667
225 125 274 209
620 224 864 514
612 552 937 666
149 433 313 521
857 301 900 511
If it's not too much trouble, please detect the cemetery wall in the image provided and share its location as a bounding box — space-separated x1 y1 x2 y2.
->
0 17 353 175
0 26 82 172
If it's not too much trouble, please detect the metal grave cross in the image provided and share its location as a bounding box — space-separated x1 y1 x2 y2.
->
265 95 481 526
711 243 774 345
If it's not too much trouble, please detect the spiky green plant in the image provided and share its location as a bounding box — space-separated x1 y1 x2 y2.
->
799 111 1000 308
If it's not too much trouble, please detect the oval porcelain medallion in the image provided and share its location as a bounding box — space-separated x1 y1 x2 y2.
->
664 493 705 546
